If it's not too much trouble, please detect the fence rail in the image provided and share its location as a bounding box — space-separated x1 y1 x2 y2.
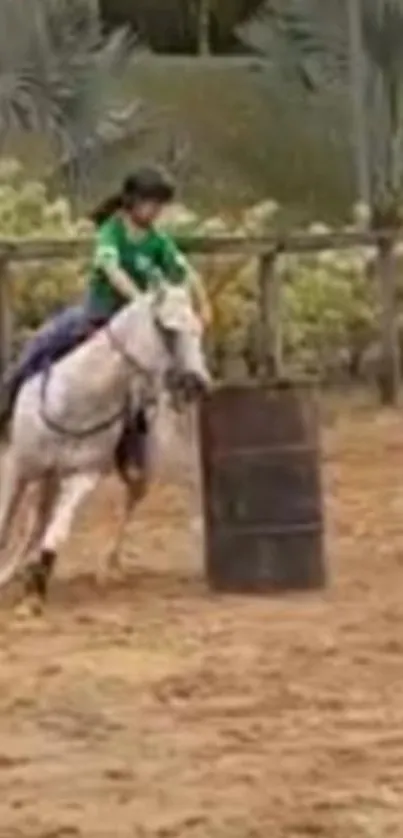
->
0 228 401 404
0 227 400 261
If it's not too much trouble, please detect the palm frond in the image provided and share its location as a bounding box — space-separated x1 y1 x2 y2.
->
241 0 403 210
362 0 403 77
0 0 147 193
239 0 348 90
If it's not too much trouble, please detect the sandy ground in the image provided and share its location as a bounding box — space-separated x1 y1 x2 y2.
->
1 405 403 837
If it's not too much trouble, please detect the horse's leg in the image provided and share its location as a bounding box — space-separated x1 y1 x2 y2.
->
0 447 30 588
97 412 150 584
96 473 148 586
0 448 26 546
21 475 57 567
25 471 99 601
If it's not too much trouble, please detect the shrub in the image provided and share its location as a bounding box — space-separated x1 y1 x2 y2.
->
0 160 91 339
164 201 380 379
282 251 378 378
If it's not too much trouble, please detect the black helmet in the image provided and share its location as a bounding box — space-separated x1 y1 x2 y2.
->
122 165 175 205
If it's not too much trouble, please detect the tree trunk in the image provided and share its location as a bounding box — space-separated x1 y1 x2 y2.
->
347 0 370 206
377 238 400 406
258 251 282 378
197 0 211 55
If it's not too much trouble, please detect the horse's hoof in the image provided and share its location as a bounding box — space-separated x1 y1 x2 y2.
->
23 550 56 601
23 565 48 601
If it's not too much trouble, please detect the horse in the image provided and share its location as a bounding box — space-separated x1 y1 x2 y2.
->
0 283 210 603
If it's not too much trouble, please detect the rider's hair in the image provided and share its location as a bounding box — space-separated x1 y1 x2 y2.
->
90 166 175 227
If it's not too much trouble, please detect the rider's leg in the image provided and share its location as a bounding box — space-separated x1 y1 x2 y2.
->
99 409 150 584
0 307 93 426
115 406 149 477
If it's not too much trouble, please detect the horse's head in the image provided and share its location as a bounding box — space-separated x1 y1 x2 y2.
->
153 283 211 400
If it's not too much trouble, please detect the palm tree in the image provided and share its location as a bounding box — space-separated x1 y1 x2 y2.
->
0 0 146 192
347 0 370 206
241 0 403 224
197 0 211 55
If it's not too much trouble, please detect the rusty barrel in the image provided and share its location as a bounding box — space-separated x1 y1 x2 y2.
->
198 380 325 593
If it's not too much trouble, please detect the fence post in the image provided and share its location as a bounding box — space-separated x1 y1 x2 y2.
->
377 236 400 405
0 258 12 384
258 249 282 377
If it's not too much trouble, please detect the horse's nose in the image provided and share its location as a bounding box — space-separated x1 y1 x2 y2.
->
181 371 211 401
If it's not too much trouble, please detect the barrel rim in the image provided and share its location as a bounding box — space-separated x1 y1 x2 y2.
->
205 376 320 394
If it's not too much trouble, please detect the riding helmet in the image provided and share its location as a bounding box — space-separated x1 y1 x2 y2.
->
122 166 175 205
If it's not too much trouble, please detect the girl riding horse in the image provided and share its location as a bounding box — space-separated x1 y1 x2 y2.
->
0 166 211 436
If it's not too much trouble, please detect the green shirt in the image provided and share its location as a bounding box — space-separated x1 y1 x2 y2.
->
87 215 188 318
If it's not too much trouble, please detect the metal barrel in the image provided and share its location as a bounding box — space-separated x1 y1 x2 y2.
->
198 380 325 593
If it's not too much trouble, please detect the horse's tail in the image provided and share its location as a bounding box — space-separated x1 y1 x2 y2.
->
0 381 15 439
0 407 11 439
0 447 27 589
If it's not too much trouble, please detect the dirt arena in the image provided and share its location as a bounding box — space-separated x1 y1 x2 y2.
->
1 403 403 837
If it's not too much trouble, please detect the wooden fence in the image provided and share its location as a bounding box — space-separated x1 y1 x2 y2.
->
0 227 401 403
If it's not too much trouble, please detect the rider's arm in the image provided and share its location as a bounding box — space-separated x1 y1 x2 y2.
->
94 227 139 302
157 234 212 326
102 262 139 302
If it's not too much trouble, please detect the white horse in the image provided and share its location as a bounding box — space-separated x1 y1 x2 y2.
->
0 283 210 602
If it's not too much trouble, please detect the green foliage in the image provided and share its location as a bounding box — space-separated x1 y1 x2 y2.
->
282 248 378 376
244 0 403 215
0 0 144 193
131 64 352 218
0 161 91 334
163 202 379 378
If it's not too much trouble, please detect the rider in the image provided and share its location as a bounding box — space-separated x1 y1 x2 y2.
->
0 165 211 423
86 165 210 324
